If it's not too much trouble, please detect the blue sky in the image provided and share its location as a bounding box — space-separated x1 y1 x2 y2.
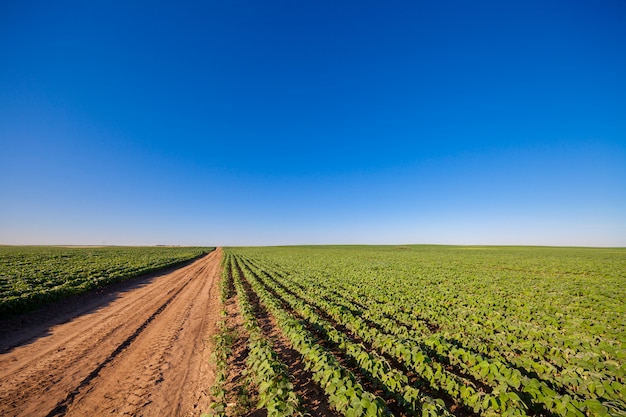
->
1 0 625 246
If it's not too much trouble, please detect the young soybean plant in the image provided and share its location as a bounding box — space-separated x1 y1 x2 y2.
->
231 256 303 417
205 255 236 417
235 256 390 417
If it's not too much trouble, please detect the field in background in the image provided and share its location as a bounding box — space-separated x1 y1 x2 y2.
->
0 245 214 317
217 245 625 416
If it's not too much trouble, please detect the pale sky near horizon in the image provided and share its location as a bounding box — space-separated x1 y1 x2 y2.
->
1 1 625 247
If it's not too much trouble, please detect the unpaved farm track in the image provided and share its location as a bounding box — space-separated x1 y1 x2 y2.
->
0 248 222 417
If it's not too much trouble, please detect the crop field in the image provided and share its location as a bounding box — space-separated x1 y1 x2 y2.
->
215 245 626 417
0 245 213 317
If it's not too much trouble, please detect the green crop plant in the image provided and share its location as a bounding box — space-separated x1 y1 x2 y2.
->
224 245 626 417
0 245 213 317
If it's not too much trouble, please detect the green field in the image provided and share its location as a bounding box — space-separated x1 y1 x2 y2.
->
0 245 214 317
219 245 626 416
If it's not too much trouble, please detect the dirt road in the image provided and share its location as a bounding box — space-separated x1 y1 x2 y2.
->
0 248 222 417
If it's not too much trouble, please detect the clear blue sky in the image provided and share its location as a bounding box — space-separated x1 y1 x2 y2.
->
1 0 625 246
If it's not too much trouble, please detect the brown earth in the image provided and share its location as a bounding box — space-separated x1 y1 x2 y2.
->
0 248 222 417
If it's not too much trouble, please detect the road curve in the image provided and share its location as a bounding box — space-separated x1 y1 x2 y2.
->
0 248 222 417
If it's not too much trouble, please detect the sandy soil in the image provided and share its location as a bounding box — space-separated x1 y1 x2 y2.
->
0 248 222 417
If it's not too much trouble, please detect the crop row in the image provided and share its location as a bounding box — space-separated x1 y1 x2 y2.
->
231 254 391 417
255 257 608 416
228 254 303 416
243 255 531 416
0 246 213 316
224 245 626 416
237 255 454 417
205 258 233 416
334 279 625 403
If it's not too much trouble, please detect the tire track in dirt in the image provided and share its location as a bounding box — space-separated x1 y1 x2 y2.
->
0 248 222 417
